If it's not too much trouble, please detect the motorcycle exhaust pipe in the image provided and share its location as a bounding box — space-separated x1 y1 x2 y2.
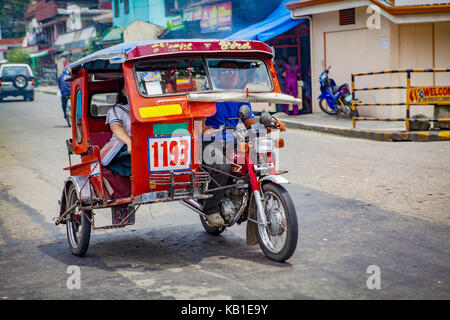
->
180 199 206 217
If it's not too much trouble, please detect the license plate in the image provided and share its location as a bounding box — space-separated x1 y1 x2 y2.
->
148 135 191 172
344 94 353 102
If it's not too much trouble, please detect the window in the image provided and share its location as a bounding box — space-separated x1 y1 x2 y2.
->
134 57 273 97
135 58 210 96
90 93 118 118
124 0 129 14
207 58 272 92
339 8 355 26
114 0 119 17
1 66 31 77
75 89 83 144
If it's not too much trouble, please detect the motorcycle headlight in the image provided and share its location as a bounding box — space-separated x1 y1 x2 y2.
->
255 137 273 153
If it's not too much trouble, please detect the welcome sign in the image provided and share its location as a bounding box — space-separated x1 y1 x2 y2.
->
408 86 450 105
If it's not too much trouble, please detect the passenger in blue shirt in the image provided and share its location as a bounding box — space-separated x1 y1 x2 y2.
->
202 61 256 227
58 70 71 126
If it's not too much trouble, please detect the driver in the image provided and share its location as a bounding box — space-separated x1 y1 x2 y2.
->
201 61 256 227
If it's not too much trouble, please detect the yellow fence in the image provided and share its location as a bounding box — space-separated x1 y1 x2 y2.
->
351 68 450 131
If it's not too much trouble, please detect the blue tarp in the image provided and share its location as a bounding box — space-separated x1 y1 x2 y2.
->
226 0 306 42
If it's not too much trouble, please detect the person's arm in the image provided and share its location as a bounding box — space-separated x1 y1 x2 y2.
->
243 117 255 129
110 123 132 154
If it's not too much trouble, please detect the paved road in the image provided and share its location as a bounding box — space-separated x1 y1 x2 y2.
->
0 93 449 300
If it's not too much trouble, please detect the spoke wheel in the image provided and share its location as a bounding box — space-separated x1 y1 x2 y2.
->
256 183 298 262
66 184 91 257
319 98 338 115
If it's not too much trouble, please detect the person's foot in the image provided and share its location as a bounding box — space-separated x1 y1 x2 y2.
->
206 213 224 227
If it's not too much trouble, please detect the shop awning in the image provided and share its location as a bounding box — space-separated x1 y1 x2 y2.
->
100 27 124 45
225 0 306 42
30 48 52 59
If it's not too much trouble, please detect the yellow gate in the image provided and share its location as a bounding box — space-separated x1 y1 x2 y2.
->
351 68 450 131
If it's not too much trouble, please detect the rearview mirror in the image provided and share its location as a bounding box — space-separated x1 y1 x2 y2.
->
238 104 251 120
260 112 273 127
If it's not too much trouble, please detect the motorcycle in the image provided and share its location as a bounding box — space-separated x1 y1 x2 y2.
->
318 66 358 117
182 107 298 262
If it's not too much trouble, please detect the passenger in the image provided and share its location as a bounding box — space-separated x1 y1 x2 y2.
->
103 77 132 177
102 78 133 224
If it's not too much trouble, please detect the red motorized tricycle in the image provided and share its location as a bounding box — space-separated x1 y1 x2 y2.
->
55 40 301 262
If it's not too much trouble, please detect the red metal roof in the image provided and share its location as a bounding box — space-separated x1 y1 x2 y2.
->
126 40 274 61
25 0 46 19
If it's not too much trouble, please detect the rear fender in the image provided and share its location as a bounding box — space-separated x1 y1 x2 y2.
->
259 175 290 186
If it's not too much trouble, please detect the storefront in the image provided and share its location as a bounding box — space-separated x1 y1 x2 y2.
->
225 0 312 114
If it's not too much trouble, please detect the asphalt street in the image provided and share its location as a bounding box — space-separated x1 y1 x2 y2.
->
0 92 449 300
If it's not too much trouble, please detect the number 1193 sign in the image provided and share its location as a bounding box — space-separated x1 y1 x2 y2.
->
148 135 191 172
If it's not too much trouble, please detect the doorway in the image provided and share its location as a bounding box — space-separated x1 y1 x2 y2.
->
267 21 311 114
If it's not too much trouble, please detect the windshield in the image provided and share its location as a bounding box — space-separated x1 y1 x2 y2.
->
135 58 210 96
134 57 272 97
2 65 31 77
207 58 272 91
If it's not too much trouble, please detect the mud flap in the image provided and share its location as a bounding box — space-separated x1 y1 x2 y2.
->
246 197 258 246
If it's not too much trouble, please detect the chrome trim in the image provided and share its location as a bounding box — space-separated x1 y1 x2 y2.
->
259 175 290 185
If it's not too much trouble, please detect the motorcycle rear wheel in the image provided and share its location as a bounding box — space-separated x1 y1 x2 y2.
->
319 98 338 115
200 214 225 236
256 183 298 262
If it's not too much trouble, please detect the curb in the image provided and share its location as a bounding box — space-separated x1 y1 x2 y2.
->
282 119 450 142
35 88 58 95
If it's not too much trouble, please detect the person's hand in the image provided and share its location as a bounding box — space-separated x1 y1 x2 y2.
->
126 141 132 154
275 120 286 132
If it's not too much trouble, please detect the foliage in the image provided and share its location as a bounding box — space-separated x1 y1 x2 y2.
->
0 0 29 38
83 35 101 56
6 47 30 64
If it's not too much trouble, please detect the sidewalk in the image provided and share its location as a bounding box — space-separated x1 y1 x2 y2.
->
275 112 450 142
35 85 59 95
35 86 449 142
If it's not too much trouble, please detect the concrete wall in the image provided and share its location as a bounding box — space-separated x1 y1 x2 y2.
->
148 0 167 28
112 0 149 28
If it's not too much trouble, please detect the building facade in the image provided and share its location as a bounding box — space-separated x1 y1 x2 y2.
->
23 0 112 78
286 0 450 117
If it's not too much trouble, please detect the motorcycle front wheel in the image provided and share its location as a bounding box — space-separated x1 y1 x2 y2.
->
319 98 338 115
256 183 298 262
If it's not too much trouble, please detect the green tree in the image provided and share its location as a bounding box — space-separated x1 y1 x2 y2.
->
6 47 30 63
0 0 29 38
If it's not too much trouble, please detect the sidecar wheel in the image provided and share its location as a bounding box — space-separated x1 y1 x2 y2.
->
200 214 225 236
256 183 298 262
65 184 92 257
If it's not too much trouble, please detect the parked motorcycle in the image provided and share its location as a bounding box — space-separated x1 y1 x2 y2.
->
318 66 358 117
182 106 298 262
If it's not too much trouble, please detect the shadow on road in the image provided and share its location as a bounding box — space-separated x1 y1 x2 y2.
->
37 224 294 273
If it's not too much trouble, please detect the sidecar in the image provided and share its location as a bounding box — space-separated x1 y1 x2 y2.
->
55 39 300 257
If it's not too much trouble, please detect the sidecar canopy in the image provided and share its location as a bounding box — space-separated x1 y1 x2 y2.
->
65 40 274 74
